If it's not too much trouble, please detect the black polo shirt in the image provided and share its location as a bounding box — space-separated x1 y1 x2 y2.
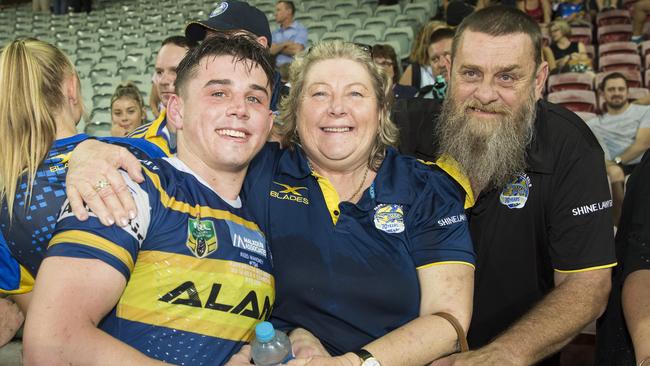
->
467 100 617 352
595 152 650 366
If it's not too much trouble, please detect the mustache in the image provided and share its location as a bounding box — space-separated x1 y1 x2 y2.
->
462 99 512 115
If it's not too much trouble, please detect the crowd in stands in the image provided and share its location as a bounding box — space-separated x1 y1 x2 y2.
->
1 0 650 365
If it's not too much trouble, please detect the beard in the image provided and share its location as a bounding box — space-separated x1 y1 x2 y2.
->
436 88 536 192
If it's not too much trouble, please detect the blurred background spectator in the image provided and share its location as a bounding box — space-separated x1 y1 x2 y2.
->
109 82 146 137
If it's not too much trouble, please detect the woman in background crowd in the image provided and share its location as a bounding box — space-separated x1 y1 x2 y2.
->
543 19 592 73
110 82 146 137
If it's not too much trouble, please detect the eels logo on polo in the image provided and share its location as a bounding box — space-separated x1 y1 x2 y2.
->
45 152 72 173
373 204 405 233
186 218 218 258
210 1 229 17
270 181 309 205
499 173 531 209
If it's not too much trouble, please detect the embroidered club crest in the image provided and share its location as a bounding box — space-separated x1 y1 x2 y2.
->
373 204 405 233
186 218 218 258
499 173 531 209
210 2 229 17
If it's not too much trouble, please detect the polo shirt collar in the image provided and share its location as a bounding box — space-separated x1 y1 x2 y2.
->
276 146 410 209
525 100 554 175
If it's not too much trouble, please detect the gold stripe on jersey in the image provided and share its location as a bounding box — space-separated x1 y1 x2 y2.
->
131 109 172 156
554 262 617 273
49 230 135 272
428 155 475 209
0 265 35 294
117 250 275 341
142 168 263 233
417 261 476 270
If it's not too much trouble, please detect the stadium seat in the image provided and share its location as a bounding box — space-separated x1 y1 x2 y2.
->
598 53 642 72
321 31 352 42
598 41 639 58
622 0 637 10
547 90 598 112
383 27 414 60
569 27 592 45
404 2 435 21
352 29 384 45
85 120 112 137
304 2 329 13
596 9 631 26
381 40 404 60
363 16 392 33
309 21 334 40
641 40 650 57
334 19 363 34
295 13 317 24
333 0 359 13
374 4 402 18
629 87 649 100
393 15 420 30
597 24 633 44
547 73 595 92
320 10 345 24
349 7 373 19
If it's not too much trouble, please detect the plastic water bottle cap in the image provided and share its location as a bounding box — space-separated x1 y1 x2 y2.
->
255 321 276 342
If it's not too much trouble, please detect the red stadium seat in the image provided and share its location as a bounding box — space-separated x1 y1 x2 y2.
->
597 24 633 44
569 27 593 45
596 9 632 26
596 70 643 89
547 72 595 92
623 0 638 10
585 44 596 60
598 41 639 58
598 53 642 71
640 40 650 56
547 90 598 113
629 87 650 100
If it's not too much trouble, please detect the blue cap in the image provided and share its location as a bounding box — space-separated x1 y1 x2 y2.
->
255 321 276 342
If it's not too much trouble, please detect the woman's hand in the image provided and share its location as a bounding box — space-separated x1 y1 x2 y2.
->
66 139 143 226
290 328 330 358
225 345 254 366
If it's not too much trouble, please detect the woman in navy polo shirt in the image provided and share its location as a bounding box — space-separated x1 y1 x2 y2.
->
64 40 475 366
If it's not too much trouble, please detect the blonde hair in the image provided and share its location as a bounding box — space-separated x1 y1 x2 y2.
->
550 19 571 38
0 38 75 222
111 81 145 110
276 40 399 170
410 21 448 65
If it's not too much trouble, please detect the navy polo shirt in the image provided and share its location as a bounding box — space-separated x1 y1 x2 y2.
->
466 100 617 352
243 143 474 355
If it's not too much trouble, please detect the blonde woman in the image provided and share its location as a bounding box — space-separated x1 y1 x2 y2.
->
0 39 163 321
398 21 449 90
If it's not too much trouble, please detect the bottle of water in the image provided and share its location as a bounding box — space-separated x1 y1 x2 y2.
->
251 322 294 366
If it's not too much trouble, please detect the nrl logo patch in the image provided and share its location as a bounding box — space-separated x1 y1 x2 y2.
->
499 173 531 209
210 2 229 17
187 217 218 258
373 204 405 233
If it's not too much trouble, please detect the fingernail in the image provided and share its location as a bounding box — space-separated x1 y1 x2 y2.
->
107 217 115 225
120 218 129 227
129 211 136 220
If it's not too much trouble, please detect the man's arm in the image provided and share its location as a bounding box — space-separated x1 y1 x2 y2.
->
617 127 650 164
448 268 611 365
23 257 165 366
623 270 650 364
270 42 287 56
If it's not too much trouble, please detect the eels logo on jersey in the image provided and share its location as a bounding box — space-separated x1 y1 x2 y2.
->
186 218 218 258
210 1 229 17
270 182 309 205
373 204 405 233
499 173 531 209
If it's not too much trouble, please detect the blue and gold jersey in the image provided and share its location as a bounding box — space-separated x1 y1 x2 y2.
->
48 157 274 365
0 134 164 294
128 109 176 156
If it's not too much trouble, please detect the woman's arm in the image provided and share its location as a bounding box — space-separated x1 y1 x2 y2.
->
623 270 650 364
543 46 558 73
398 65 414 86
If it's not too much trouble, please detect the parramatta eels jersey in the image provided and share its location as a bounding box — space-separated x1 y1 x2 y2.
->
0 134 165 294
48 157 274 366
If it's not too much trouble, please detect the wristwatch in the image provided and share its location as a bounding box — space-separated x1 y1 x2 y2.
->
352 349 381 366
614 156 623 166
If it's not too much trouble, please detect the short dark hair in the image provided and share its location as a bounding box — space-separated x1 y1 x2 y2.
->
161 35 196 50
174 33 275 99
601 72 628 90
278 1 295 15
452 6 543 70
429 27 455 46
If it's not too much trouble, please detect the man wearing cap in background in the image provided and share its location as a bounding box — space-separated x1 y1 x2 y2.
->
186 0 283 113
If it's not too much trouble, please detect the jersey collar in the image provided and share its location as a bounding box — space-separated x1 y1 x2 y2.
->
525 100 555 175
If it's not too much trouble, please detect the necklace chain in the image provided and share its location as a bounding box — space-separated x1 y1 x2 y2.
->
307 160 369 202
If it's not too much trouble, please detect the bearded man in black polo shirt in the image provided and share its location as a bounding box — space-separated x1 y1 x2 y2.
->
433 6 616 366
